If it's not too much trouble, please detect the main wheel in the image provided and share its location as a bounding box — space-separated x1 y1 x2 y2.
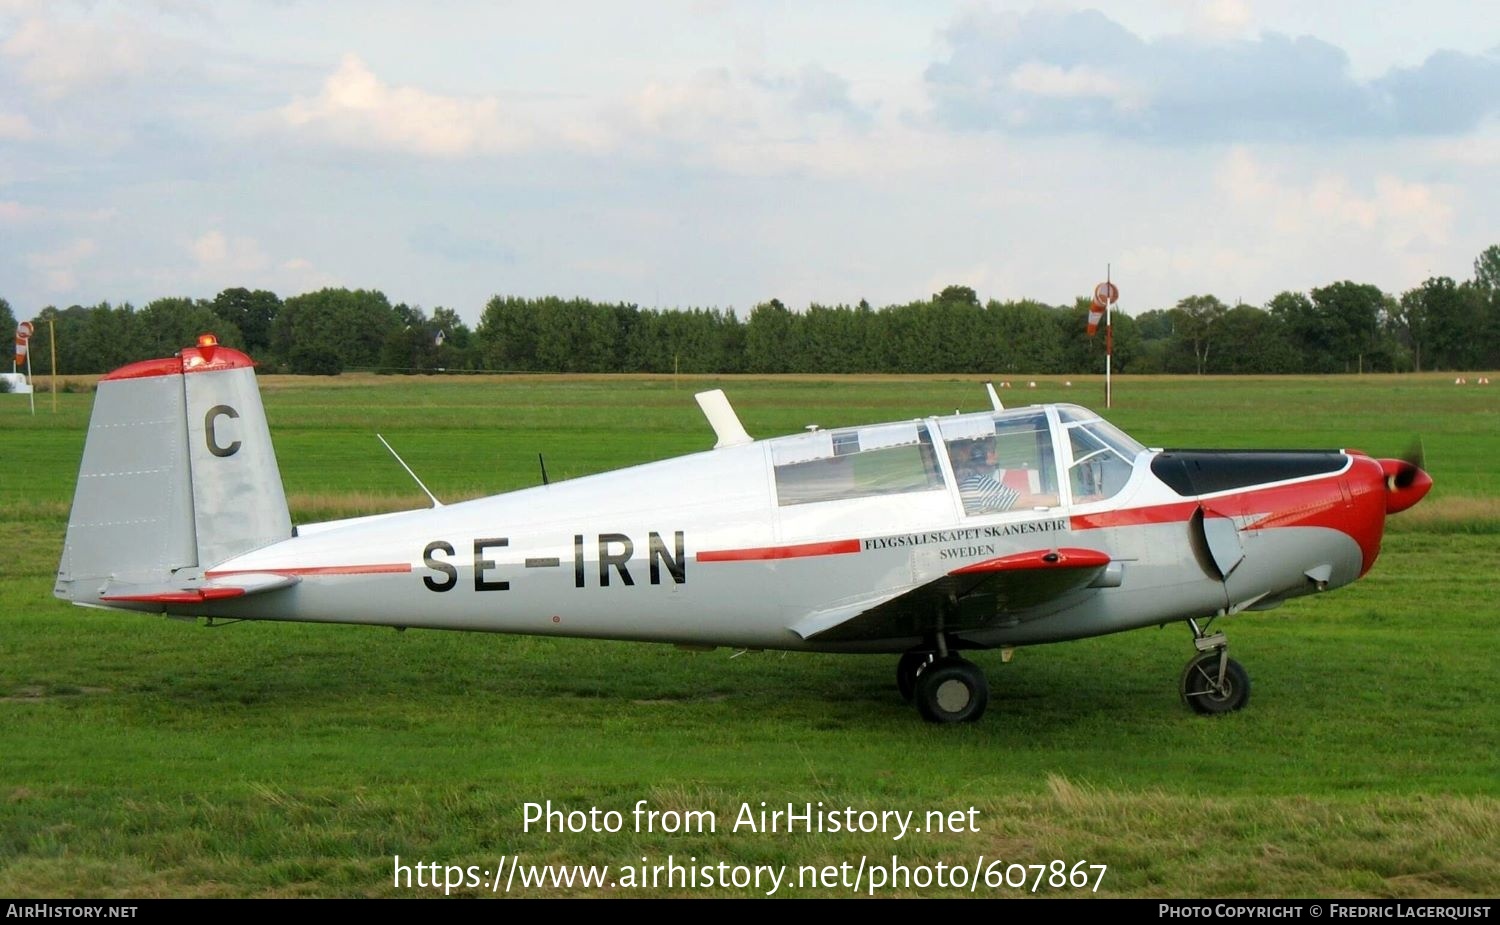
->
896 651 933 703
914 657 989 724
1180 653 1250 715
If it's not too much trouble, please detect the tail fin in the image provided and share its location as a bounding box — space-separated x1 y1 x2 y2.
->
56 336 292 604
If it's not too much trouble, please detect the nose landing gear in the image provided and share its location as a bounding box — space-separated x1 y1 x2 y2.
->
1180 617 1250 714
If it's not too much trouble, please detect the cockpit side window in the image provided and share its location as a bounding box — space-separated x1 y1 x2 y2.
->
773 423 944 506
943 411 1060 515
1064 416 1140 503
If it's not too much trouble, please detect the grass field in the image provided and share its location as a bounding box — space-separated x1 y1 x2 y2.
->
2 372 1497 898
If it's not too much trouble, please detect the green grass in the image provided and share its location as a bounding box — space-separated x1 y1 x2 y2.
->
1 372 1497 897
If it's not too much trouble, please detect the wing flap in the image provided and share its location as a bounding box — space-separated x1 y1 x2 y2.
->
793 547 1109 643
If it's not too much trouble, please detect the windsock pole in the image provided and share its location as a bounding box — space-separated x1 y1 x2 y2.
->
1087 272 1119 407
1105 265 1113 409
50 318 57 413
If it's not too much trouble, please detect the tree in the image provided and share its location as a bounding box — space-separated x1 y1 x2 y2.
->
1134 308 1175 342
476 296 541 371
136 297 242 358
929 286 986 373
73 302 141 372
213 288 281 358
379 305 443 373
1308 281 1390 372
1214 305 1300 373
430 306 477 370
1267 291 1319 372
274 288 399 372
745 299 798 373
1394 279 1445 372
1474 244 1500 291
0 297 15 345
1169 295 1227 374
1424 281 1493 371
988 299 1065 373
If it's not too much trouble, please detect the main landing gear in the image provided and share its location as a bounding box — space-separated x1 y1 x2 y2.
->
1180 617 1250 715
897 645 989 724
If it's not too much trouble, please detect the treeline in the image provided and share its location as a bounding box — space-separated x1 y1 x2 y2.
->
5 246 1498 376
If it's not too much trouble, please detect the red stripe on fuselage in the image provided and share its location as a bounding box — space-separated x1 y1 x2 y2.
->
696 539 862 562
1070 501 1199 530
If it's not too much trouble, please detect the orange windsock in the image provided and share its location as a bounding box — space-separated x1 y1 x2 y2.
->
1087 282 1118 337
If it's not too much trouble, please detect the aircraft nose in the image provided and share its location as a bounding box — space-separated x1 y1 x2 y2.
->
1379 458 1433 514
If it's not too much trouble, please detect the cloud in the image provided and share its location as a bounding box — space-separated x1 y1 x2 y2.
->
1374 49 1500 135
279 54 537 157
770 64 875 127
24 237 97 293
620 63 887 175
1007 62 1142 108
1218 148 1453 251
924 8 1500 142
0 200 38 222
408 225 516 265
1 15 158 99
133 234 338 297
189 230 268 273
1105 148 1459 304
0 201 116 225
276 257 342 295
0 110 38 140
1177 0 1252 39
269 51 879 176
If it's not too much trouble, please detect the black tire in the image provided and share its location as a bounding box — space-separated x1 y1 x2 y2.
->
1180 653 1250 715
896 651 933 703
914 657 989 724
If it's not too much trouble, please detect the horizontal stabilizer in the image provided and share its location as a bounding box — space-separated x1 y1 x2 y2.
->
100 572 299 605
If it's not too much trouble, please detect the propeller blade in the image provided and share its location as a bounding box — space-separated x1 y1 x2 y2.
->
1394 436 1426 489
1401 437 1425 471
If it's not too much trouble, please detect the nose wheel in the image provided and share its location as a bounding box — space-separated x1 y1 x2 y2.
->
1180 617 1250 714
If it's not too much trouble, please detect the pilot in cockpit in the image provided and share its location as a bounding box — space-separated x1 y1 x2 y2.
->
957 438 1019 514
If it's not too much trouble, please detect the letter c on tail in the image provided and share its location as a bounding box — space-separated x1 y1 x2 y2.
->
206 405 241 457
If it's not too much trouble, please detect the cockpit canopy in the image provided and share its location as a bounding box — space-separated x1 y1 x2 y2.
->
768 403 1145 513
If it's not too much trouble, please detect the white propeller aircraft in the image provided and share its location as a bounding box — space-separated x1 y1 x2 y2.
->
55 336 1432 723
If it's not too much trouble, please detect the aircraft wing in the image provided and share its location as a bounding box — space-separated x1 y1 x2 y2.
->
789 548 1109 644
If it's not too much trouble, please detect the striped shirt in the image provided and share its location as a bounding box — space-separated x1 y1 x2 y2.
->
959 474 1020 514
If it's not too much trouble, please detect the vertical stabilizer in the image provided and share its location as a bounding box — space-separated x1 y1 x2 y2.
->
56 338 291 603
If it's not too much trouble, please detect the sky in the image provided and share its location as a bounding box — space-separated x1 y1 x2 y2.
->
2 0 1497 325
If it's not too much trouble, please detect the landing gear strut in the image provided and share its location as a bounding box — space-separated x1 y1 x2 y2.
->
896 642 989 723
1180 617 1250 714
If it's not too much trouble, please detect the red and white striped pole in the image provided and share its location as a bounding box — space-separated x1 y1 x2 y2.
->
1091 273 1119 409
